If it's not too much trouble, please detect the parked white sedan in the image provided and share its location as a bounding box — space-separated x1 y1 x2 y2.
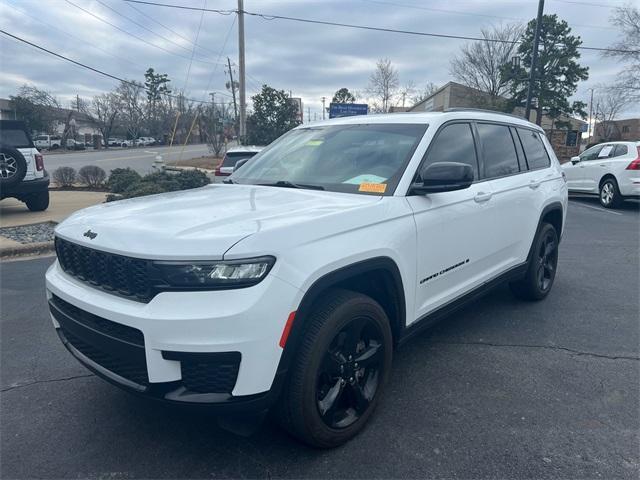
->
562 141 640 208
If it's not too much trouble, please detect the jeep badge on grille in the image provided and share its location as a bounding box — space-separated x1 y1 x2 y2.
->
83 230 97 240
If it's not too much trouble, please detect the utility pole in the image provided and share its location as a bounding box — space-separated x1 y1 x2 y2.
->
587 87 594 145
525 0 544 122
321 96 326 120
238 0 246 143
226 57 239 139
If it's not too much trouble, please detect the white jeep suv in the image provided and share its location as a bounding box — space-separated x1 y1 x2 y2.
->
562 141 640 208
46 111 567 447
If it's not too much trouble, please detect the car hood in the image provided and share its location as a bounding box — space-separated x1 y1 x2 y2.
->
55 184 381 260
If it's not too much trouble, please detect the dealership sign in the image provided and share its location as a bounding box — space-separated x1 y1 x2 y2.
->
329 103 368 118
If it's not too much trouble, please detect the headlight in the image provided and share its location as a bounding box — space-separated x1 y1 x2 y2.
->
153 256 275 289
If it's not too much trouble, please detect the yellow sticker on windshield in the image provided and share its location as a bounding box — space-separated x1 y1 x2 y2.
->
306 139 323 146
359 182 387 193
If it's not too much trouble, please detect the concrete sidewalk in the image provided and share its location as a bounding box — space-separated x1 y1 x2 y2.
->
0 190 106 257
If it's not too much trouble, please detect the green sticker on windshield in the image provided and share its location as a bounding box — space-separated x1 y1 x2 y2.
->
306 139 324 146
343 174 388 185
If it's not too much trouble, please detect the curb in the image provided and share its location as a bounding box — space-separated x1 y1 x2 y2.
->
0 241 55 259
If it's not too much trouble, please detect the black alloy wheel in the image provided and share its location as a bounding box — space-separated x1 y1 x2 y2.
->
316 316 384 429
536 228 557 293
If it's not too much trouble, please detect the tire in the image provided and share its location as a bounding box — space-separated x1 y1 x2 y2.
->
50 144 59 150
0 145 28 187
509 222 559 301
599 177 622 209
25 191 49 212
276 289 393 448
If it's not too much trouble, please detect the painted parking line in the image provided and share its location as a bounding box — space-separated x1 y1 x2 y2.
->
569 200 623 215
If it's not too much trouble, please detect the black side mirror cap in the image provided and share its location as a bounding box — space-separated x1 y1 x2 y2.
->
410 161 474 195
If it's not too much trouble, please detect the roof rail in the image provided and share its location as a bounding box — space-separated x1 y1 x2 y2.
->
444 107 527 121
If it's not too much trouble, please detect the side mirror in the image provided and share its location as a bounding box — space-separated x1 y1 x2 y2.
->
233 158 251 172
410 162 474 195
570 156 581 165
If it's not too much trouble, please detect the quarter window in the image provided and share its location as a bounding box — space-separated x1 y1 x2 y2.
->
421 123 478 180
613 144 628 157
517 128 551 169
477 123 520 179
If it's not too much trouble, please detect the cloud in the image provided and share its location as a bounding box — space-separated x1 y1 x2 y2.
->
0 0 637 119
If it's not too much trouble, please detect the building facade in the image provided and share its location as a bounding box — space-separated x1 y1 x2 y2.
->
593 118 640 143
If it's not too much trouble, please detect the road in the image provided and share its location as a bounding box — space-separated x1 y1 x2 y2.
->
42 144 211 175
1 197 638 479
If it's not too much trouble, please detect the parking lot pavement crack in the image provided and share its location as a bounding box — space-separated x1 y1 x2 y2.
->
0 373 94 393
431 340 640 361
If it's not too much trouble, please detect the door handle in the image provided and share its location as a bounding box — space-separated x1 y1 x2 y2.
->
474 191 492 203
599 164 606 167
529 180 541 189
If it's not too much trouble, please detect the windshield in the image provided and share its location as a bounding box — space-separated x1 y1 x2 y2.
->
222 151 259 167
231 123 427 195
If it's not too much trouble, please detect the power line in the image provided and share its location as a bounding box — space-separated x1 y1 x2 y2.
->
550 0 623 8
123 0 235 15
5 2 141 72
121 0 638 54
123 0 220 58
65 0 226 66
360 0 616 31
95 0 209 60
181 0 207 93
0 29 225 105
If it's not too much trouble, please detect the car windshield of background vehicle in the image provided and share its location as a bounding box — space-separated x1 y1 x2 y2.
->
231 123 427 195
223 151 258 167
0 129 32 148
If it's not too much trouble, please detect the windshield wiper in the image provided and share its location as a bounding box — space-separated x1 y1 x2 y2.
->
256 180 325 191
222 178 235 184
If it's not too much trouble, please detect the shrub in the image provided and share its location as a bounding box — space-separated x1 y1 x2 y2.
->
121 182 166 199
175 169 210 189
107 168 141 193
78 165 106 187
52 167 77 187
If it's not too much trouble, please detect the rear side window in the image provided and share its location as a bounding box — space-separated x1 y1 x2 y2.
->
477 123 519 179
422 123 478 180
222 151 258 167
0 129 32 148
517 128 550 170
613 144 628 157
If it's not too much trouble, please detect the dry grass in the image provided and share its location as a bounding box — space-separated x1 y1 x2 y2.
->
168 155 221 170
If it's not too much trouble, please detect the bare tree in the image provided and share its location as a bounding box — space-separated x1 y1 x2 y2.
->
9 85 61 134
116 80 145 142
87 93 120 147
605 4 640 101
410 82 440 106
593 87 630 141
367 58 399 113
450 23 524 109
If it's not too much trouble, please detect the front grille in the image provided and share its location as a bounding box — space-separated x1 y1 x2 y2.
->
55 237 152 302
180 356 240 394
64 330 149 386
51 295 144 347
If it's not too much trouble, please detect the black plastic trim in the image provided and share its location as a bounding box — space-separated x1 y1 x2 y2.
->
398 262 528 346
274 256 406 389
0 171 49 197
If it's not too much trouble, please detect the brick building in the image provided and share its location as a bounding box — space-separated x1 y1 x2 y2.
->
593 118 640 143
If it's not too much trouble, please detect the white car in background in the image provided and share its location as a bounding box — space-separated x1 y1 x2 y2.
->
214 145 264 182
562 141 640 208
136 137 156 147
33 134 62 150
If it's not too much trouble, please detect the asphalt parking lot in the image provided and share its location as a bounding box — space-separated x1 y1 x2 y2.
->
1 197 638 479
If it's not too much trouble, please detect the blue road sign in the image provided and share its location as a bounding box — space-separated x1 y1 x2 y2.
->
329 103 368 118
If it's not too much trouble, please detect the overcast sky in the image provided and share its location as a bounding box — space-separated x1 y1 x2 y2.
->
0 0 638 121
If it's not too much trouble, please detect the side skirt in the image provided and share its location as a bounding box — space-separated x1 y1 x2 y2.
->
398 262 528 347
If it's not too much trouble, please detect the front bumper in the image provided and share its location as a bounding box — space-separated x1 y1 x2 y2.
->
45 260 301 408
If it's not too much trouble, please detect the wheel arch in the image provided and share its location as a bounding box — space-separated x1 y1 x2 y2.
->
599 173 618 189
526 202 564 264
276 257 406 380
